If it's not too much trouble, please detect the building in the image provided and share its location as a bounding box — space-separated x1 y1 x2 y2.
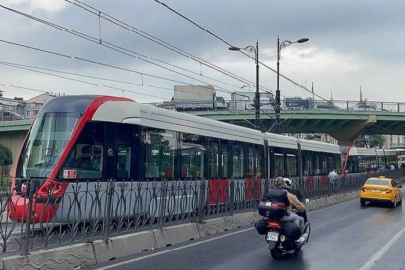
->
0 92 26 117
25 93 57 119
0 92 59 120
384 135 405 149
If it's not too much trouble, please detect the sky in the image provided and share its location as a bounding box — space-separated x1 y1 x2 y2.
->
1 0 405 105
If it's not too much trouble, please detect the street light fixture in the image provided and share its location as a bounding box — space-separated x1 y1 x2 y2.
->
274 36 309 134
229 40 260 130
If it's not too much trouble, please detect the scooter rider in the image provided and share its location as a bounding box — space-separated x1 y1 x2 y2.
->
283 177 303 202
283 178 308 223
264 177 306 243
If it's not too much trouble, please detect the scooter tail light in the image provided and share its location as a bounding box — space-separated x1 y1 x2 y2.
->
268 221 281 229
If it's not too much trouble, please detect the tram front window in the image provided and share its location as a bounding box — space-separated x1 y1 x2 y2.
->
17 112 81 179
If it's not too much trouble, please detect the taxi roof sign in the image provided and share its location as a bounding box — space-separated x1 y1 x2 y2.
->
379 175 386 179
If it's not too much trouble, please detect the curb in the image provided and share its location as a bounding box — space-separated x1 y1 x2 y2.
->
306 191 358 212
0 190 383 270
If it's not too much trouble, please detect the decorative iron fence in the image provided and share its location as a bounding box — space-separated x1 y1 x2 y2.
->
0 168 404 256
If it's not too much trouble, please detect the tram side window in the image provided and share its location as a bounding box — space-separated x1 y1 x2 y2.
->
303 152 311 176
334 155 341 172
220 142 229 178
358 156 366 173
60 122 104 180
347 156 358 173
244 145 255 178
208 140 219 178
115 124 133 179
143 129 176 179
180 133 205 179
327 156 334 173
232 143 244 178
286 154 297 177
274 153 284 177
320 153 327 174
254 146 263 178
311 152 321 175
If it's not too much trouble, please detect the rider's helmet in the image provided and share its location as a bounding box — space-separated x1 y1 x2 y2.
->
283 178 292 189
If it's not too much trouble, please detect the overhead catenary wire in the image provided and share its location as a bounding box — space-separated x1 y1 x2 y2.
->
62 0 274 95
0 4 392 136
0 5 241 97
149 0 349 103
149 0 398 134
1 82 170 101
0 60 220 99
0 5 289 102
0 39 238 98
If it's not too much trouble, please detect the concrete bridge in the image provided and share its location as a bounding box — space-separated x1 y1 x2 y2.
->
2 100 405 164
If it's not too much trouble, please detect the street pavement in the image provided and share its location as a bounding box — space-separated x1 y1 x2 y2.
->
92 198 405 270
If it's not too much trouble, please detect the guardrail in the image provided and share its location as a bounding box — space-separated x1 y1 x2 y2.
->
3 99 405 122
0 168 404 255
147 99 405 113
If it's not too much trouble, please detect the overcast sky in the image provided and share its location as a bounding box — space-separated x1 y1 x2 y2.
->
1 0 405 106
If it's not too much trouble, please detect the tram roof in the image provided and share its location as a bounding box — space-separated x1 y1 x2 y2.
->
92 100 264 145
299 138 341 154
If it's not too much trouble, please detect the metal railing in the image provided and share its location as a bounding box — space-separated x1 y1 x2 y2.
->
3 98 405 123
146 99 405 113
0 169 404 255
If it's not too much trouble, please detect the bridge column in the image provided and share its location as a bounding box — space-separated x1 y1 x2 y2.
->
329 115 377 143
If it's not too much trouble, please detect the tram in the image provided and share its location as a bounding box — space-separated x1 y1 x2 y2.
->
341 146 399 175
9 95 346 223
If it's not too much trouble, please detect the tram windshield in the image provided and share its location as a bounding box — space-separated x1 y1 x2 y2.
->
17 112 81 179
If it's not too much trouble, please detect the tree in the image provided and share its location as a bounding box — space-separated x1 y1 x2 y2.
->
355 134 386 148
0 144 13 167
304 134 315 140
369 134 385 148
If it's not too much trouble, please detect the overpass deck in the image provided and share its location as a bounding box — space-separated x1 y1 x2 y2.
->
187 109 405 135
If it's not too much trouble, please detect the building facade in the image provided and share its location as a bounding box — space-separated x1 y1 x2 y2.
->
24 93 57 119
384 135 405 149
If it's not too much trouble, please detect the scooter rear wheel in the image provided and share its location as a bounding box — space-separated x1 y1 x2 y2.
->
270 248 283 260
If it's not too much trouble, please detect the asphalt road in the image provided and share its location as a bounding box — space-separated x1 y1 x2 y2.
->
92 197 405 270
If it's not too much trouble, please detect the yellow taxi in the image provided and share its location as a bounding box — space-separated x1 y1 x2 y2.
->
360 176 403 208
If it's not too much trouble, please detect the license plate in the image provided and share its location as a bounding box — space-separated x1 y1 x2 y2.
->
265 202 272 206
266 231 279 241
371 189 381 193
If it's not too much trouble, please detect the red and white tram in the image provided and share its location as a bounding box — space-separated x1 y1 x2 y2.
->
341 146 399 175
10 95 342 223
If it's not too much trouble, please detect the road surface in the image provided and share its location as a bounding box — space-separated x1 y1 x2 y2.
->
92 197 405 270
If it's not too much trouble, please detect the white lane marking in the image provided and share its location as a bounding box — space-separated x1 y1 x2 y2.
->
358 226 405 270
96 227 254 270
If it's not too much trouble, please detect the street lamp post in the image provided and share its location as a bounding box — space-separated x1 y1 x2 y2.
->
229 40 260 130
274 36 309 134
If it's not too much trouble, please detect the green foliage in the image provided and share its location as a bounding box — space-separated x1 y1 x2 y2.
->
0 144 13 166
369 134 385 148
